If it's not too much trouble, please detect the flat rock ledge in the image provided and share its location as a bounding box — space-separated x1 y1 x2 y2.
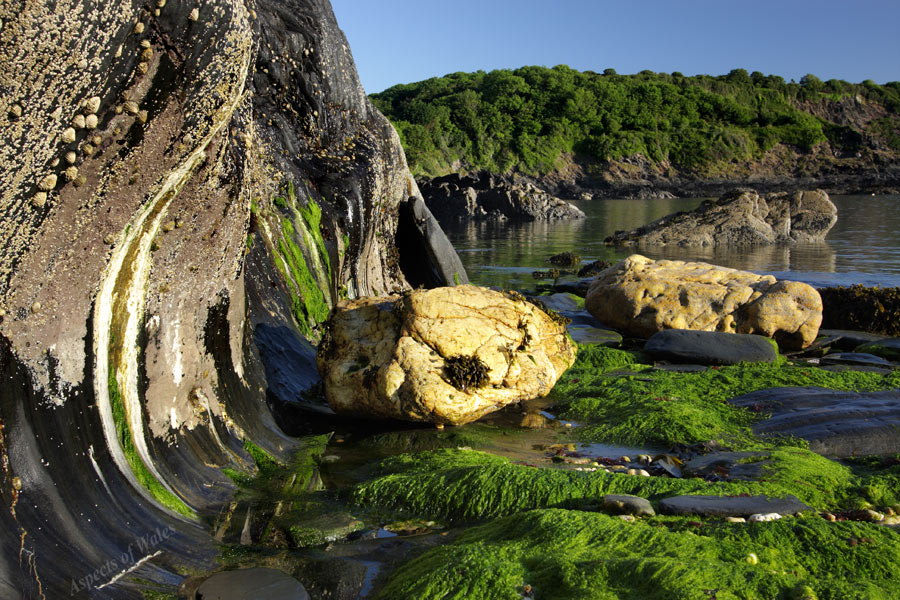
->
728 387 900 457
605 188 837 247
644 329 777 365
659 494 812 517
317 285 577 425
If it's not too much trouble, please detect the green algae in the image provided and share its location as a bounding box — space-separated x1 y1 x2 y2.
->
351 447 860 523
377 508 900 600
108 369 196 518
552 345 900 449
269 181 332 338
225 435 330 503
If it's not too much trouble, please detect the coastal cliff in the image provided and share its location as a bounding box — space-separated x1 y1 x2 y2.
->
0 0 464 596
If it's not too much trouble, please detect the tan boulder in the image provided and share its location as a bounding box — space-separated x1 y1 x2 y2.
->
317 285 577 425
585 255 822 349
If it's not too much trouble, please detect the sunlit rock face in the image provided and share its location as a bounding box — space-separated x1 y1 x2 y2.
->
585 255 822 349
0 0 463 595
318 286 577 425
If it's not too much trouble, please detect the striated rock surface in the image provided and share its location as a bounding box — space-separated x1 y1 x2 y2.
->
418 171 585 224
318 286 577 425
605 189 837 247
0 0 466 595
585 255 822 349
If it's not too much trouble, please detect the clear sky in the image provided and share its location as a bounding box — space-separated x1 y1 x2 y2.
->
330 0 900 94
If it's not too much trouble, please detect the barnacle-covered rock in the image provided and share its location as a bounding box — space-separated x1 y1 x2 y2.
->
318 285 576 425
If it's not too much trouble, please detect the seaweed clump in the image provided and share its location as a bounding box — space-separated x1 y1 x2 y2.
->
548 251 581 267
444 354 490 391
819 284 900 336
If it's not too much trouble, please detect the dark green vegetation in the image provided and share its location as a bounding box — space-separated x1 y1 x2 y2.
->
820 285 900 336
372 65 900 177
377 509 900 600
444 354 491 391
553 345 900 448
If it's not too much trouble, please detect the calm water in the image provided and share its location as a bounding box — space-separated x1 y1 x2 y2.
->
444 195 900 290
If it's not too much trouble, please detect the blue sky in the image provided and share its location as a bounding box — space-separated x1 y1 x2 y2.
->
331 0 900 94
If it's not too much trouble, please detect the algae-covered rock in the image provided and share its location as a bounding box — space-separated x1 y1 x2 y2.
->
819 285 900 336
855 337 900 361
318 285 577 425
585 254 822 349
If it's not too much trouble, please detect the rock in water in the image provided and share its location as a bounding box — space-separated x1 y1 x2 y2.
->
605 189 837 246
585 255 822 349
418 171 585 223
317 286 577 425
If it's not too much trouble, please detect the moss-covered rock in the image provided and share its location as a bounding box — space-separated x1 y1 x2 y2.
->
376 508 900 600
820 285 900 336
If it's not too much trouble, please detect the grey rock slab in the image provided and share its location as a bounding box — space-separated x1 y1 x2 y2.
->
659 494 812 517
645 329 777 365
195 568 309 600
603 494 655 517
682 452 772 481
819 352 895 367
729 387 900 457
855 338 900 360
818 329 888 351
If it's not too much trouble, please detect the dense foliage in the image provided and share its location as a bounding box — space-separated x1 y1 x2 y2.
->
371 65 900 176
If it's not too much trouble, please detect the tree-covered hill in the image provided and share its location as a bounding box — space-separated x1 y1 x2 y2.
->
372 65 900 187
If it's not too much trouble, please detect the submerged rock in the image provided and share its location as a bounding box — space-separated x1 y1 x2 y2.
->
585 254 822 349
729 387 900 457
605 189 837 246
644 329 777 365
317 285 577 425
418 171 585 223
195 568 309 600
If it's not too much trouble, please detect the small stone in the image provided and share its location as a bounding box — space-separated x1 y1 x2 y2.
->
863 509 885 522
822 512 836 521
0 309 5 317
65 166 78 181
618 515 635 522
748 512 782 522
157 0 166 6
31 192 47 208
84 114 98 129
637 469 650 477
62 127 77 143
124 101 139 115
626 468 638 476
604 494 655 518
619 455 631 463
38 174 57 191
71 114 85 129
64 151 77 164
189 7 199 20
133 22 144 34
84 96 101 114
153 8 160 16
31 302 41 314
726 516 746 523
140 47 153 61
9 104 22 118
82 144 94 156
745 553 759 565
637 454 652 465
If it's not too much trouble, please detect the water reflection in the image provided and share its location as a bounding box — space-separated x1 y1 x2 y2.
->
443 195 900 290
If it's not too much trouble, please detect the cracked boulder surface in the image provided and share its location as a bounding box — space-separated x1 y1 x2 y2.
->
0 0 464 596
585 254 822 349
318 286 577 425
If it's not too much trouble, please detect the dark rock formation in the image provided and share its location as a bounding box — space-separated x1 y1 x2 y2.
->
417 171 585 224
820 285 900 336
0 0 465 596
644 330 778 365
728 387 900 456
605 189 837 247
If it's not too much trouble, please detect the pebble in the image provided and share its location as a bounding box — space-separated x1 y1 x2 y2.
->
822 512 836 522
31 302 41 314
619 455 631 463
745 553 758 565
725 516 746 523
637 454 652 465
133 22 144 34
618 515 635 522
863 509 885 522
748 512 781 522
320 455 340 463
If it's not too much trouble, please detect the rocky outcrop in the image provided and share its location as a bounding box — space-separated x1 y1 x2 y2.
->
317 286 576 425
418 171 585 223
585 255 822 348
0 0 466 595
605 189 837 246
